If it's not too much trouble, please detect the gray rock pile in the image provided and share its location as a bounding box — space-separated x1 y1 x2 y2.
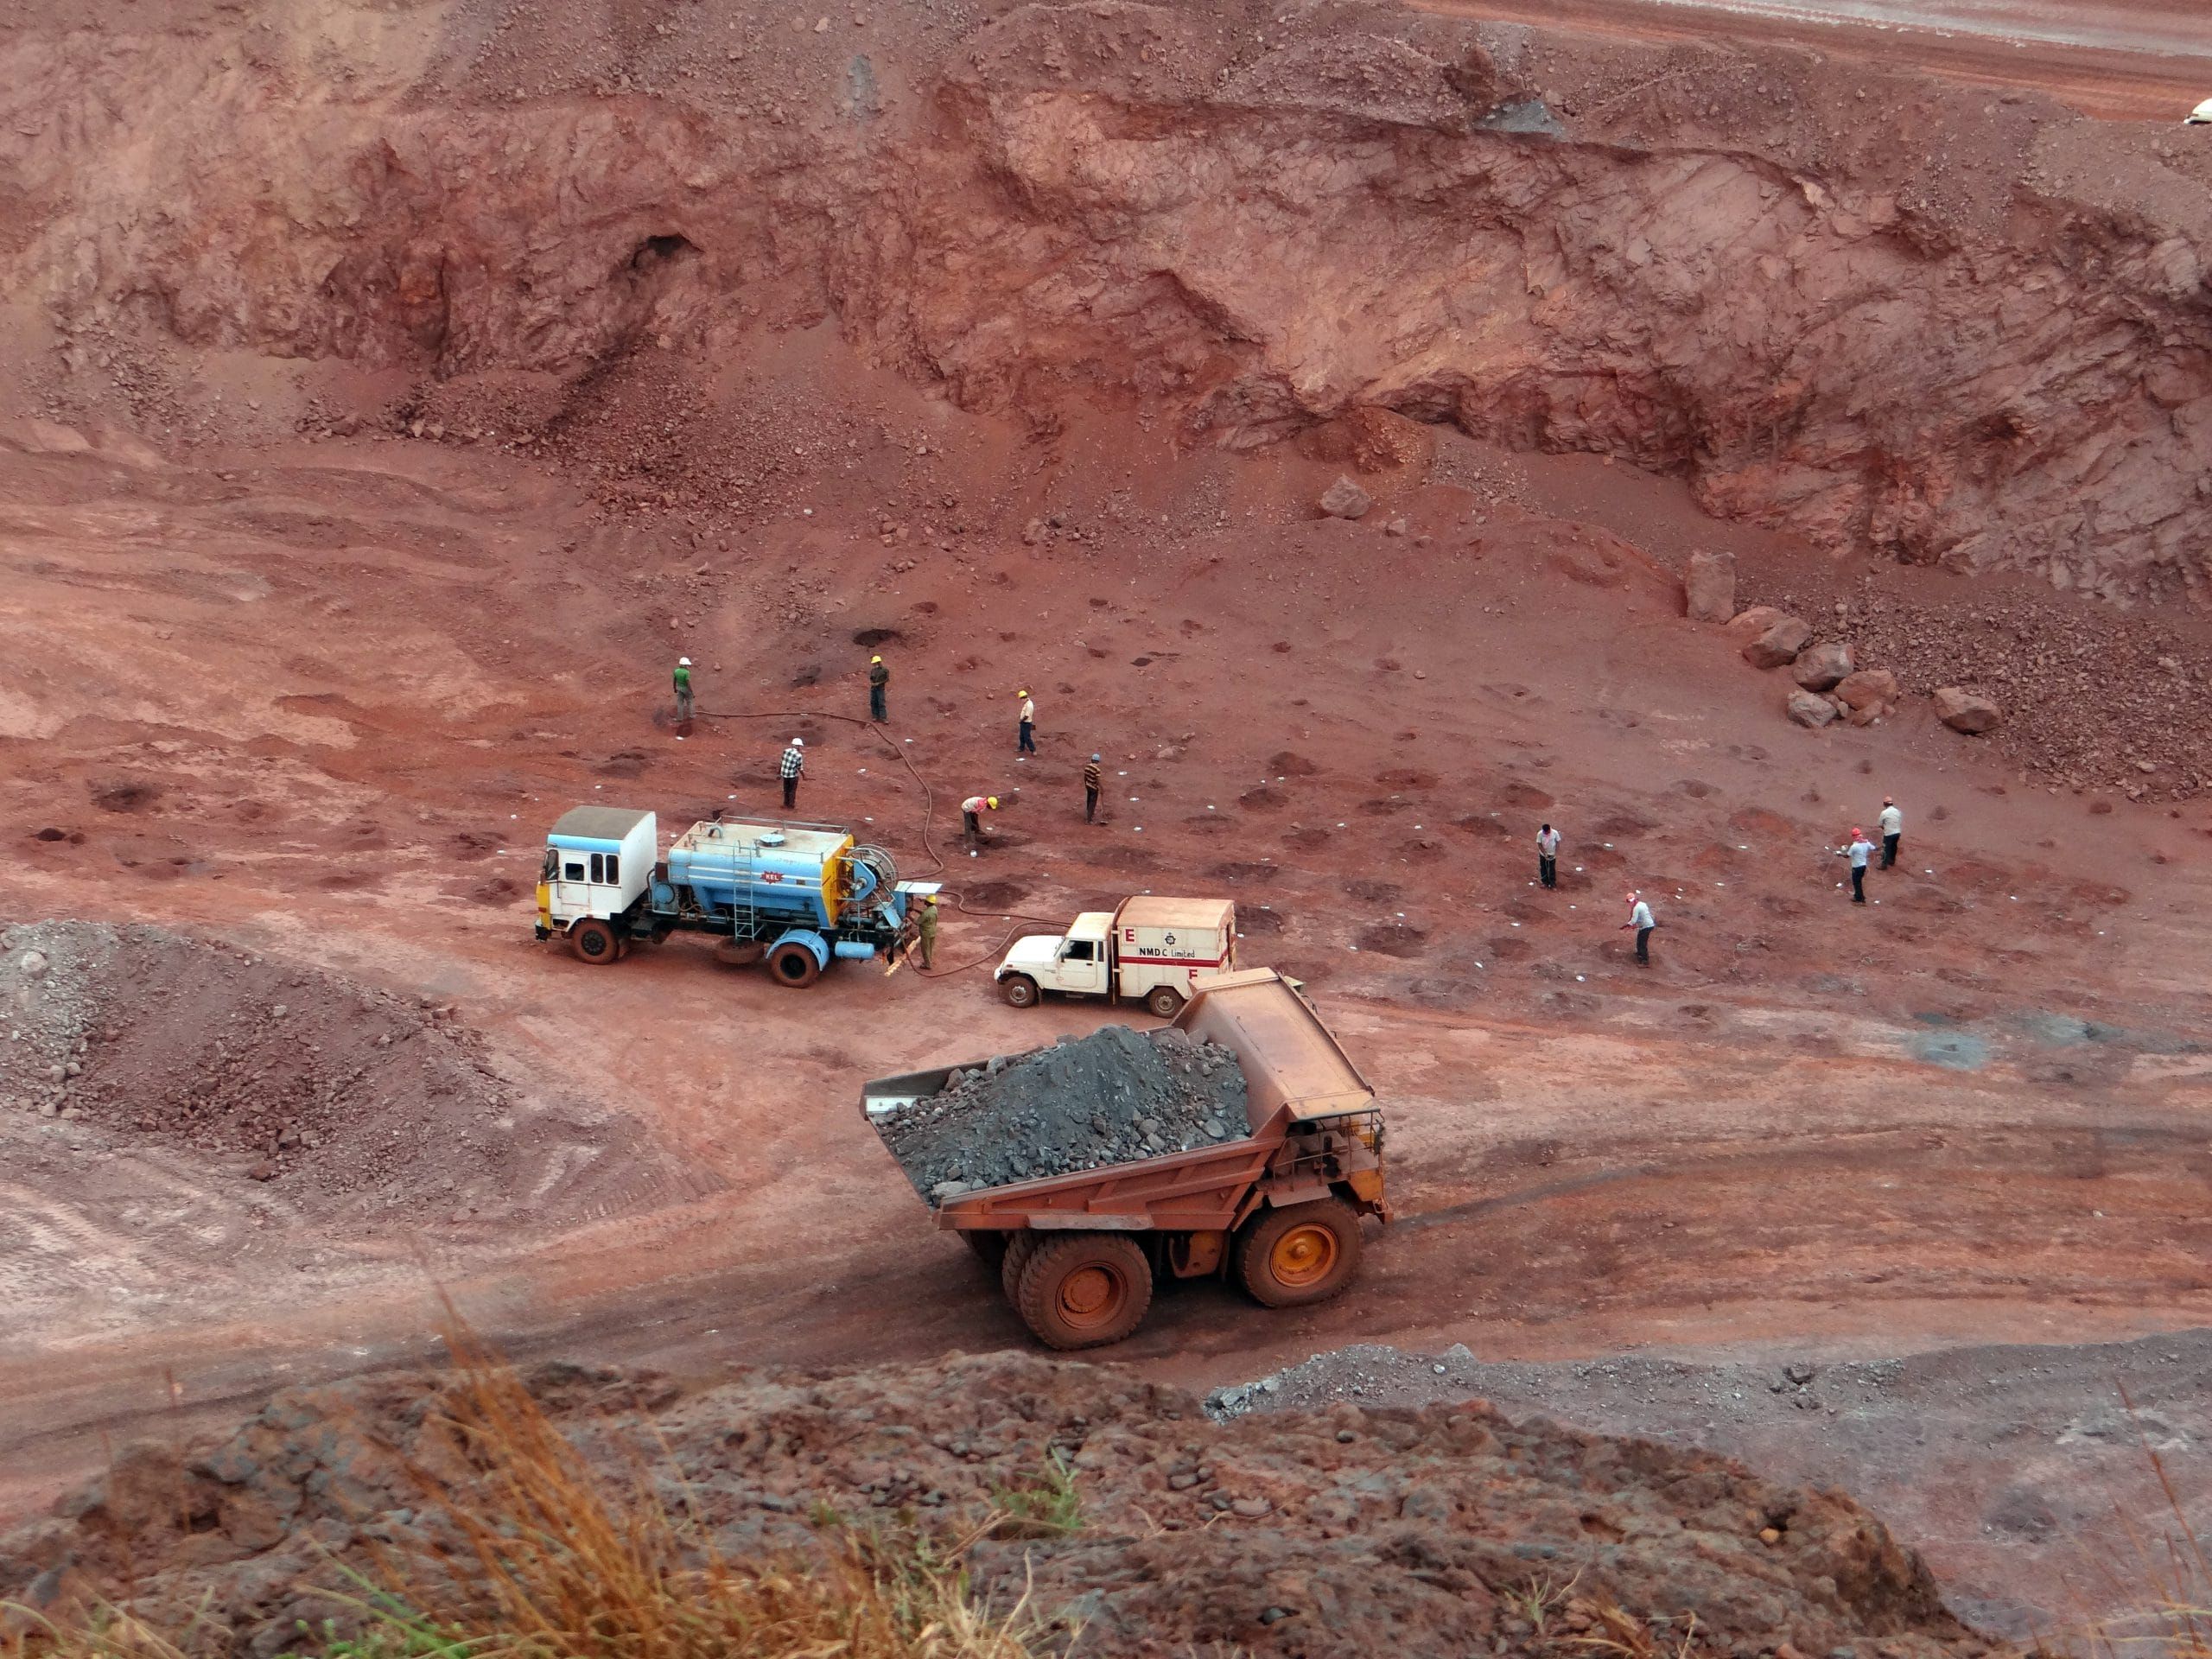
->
879 1024 1249 1202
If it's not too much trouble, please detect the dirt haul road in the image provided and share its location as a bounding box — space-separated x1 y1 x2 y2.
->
1 0 2211 1641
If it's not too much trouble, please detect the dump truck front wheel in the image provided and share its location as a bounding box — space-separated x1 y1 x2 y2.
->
1000 974 1039 1008
1014 1233 1153 1350
569 919 620 965
1144 985 1184 1020
1001 1231 1043 1304
767 941 823 988
1236 1198 1362 1308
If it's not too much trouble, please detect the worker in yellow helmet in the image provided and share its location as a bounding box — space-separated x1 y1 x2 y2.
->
961 793 1000 853
1015 688 1036 757
868 653 889 723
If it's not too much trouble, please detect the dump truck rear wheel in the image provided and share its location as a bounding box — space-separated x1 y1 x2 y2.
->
569 919 619 965
1000 1231 1042 1304
962 1230 1008 1268
1235 1198 1362 1309
1014 1233 1153 1350
766 941 822 988
1144 984 1184 1020
1000 975 1039 1008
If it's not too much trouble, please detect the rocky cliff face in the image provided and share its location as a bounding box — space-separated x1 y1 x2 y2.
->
1 0 2206 596
0 1351 1999 1659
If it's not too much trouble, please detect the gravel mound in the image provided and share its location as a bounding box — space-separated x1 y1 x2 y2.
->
879 1024 1249 1202
0 1351 1998 1659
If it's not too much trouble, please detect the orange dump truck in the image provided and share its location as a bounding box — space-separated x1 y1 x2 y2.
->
861 968 1389 1349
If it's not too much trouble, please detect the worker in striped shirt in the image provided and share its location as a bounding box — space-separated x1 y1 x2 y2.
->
779 738 805 810
1084 753 1103 823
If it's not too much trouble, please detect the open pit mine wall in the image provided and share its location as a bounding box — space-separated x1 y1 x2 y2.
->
3 2 2208 598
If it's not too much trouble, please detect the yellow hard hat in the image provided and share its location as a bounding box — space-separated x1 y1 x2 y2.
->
1017 689 1028 697
987 796 999 809
871 654 882 663
925 894 938 906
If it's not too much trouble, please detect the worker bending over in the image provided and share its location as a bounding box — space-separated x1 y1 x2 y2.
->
962 793 999 851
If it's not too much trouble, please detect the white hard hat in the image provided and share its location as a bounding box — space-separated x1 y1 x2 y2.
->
791 736 804 747
678 656 690 665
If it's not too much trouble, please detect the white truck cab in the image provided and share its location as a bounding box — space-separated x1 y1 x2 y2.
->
536 806 657 962
995 896 1236 1018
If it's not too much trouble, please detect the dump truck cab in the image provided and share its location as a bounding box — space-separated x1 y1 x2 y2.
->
995 897 1235 1018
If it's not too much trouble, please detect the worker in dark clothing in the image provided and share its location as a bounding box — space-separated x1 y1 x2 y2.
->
779 738 805 810
673 657 693 724
1536 823 1560 889
1084 753 1102 823
917 894 938 969
868 655 889 723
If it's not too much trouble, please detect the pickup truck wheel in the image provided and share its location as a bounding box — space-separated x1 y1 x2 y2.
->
1235 1198 1362 1309
1000 975 1039 1008
766 941 822 988
1000 1231 1042 1304
569 919 620 965
1014 1234 1153 1350
1143 984 1184 1020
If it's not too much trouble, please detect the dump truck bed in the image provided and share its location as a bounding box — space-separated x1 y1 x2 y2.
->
861 969 1377 1233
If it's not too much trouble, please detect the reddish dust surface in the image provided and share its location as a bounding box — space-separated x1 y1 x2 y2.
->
1411 0 2212 118
3 377 2211 1574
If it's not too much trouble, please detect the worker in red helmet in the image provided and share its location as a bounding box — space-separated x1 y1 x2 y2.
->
1835 826 1875 904
1619 890 1655 966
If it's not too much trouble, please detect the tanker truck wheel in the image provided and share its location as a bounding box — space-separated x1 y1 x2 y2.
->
569 919 620 966
766 941 822 988
1000 975 1039 1008
1143 984 1184 1020
1014 1233 1153 1351
1235 1198 1363 1309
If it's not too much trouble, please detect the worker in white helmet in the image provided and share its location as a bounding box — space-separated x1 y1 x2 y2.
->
1015 689 1037 757
868 652 890 723
780 737 806 810
962 793 1000 852
672 657 693 725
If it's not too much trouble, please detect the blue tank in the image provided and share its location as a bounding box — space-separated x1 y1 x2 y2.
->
663 819 906 938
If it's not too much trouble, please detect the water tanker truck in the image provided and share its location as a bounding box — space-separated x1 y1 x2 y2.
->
533 806 933 986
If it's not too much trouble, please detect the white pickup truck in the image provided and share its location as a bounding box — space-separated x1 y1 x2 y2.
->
994 896 1236 1018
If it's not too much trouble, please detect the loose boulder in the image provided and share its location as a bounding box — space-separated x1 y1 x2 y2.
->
1319 475 1372 520
1833 667 1900 711
1722 605 1784 645
1933 686 2003 734
1684 550 1737 622
1786 689 1840 728
1741 614 1812 670
1791 640 1855 691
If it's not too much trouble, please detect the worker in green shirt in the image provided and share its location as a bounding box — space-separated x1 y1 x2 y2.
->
917 893 938 969
673 656 693 724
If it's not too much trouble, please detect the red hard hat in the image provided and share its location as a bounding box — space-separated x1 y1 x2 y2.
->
1852 826 1863 836
1624 890 1637 902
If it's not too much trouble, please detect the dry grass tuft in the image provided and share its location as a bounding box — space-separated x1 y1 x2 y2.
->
7 1309 1039 1659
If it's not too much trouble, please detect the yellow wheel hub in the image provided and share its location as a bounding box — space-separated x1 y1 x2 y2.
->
1270 1224 1338 1287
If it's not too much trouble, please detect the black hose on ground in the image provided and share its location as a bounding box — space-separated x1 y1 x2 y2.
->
689 706 1065 976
